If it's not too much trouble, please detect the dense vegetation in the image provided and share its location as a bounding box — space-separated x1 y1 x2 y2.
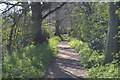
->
67 2 120 78
0 1 120 79
2 36 61 78
70 3 108 52
68 38 119 78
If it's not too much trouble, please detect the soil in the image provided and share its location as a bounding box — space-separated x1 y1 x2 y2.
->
43 39 88 78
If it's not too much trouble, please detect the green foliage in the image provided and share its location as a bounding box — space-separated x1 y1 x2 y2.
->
48 36 61 55
70 3 108 52
2 17 34 53
88 60 119 78
68 38 104 68
61 34 70 40
68 38 119 78
2 36 61 78
116 2 120 19
42 20 56 37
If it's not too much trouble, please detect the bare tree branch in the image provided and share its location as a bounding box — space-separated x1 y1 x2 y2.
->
42 2 66 20
0 1 21 6
2 2 20 14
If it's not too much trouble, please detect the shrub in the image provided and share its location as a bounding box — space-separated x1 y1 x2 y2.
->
68 38 119 78
68 38 104 68
61 34 70 40
68 38 80 49
88 60 119 78
2 36 61 78
48 36 61 55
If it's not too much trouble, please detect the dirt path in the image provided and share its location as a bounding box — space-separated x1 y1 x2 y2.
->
43 40 88 78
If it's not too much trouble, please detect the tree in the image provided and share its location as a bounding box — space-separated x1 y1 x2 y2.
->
31 2 66 44
1 2 66 43
70 2 108 51
103 2 119 64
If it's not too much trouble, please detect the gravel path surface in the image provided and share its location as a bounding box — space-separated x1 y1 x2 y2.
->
44 40 88 78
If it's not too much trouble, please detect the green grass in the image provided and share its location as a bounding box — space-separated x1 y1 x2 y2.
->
2 36 61 78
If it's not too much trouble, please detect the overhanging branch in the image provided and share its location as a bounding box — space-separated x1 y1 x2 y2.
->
42 2 66 20
0 1 21 6
2 2 20 14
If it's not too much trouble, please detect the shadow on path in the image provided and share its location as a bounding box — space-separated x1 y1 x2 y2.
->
43 40 87 78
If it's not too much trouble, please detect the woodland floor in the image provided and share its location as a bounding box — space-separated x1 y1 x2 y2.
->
43 39 88 78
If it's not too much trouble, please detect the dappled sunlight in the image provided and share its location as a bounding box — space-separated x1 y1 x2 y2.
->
1 1 120 79
44 40 87 78
58 49 80 60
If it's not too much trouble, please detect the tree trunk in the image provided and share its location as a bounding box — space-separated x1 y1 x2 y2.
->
118 19 120 51
33 20 43 44
103 2 119 65
31 2 43 44
7 23 15 53
31 2 66 43
54 20 60 36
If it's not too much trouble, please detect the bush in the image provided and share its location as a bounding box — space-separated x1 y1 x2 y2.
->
68 38 119 78
2 36 61 78
48 36 61 55
61 34 70 40
88 60 119 78
68 38 104 68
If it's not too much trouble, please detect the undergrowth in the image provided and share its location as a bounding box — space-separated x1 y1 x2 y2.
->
2 36 61 78
68 38 119 78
